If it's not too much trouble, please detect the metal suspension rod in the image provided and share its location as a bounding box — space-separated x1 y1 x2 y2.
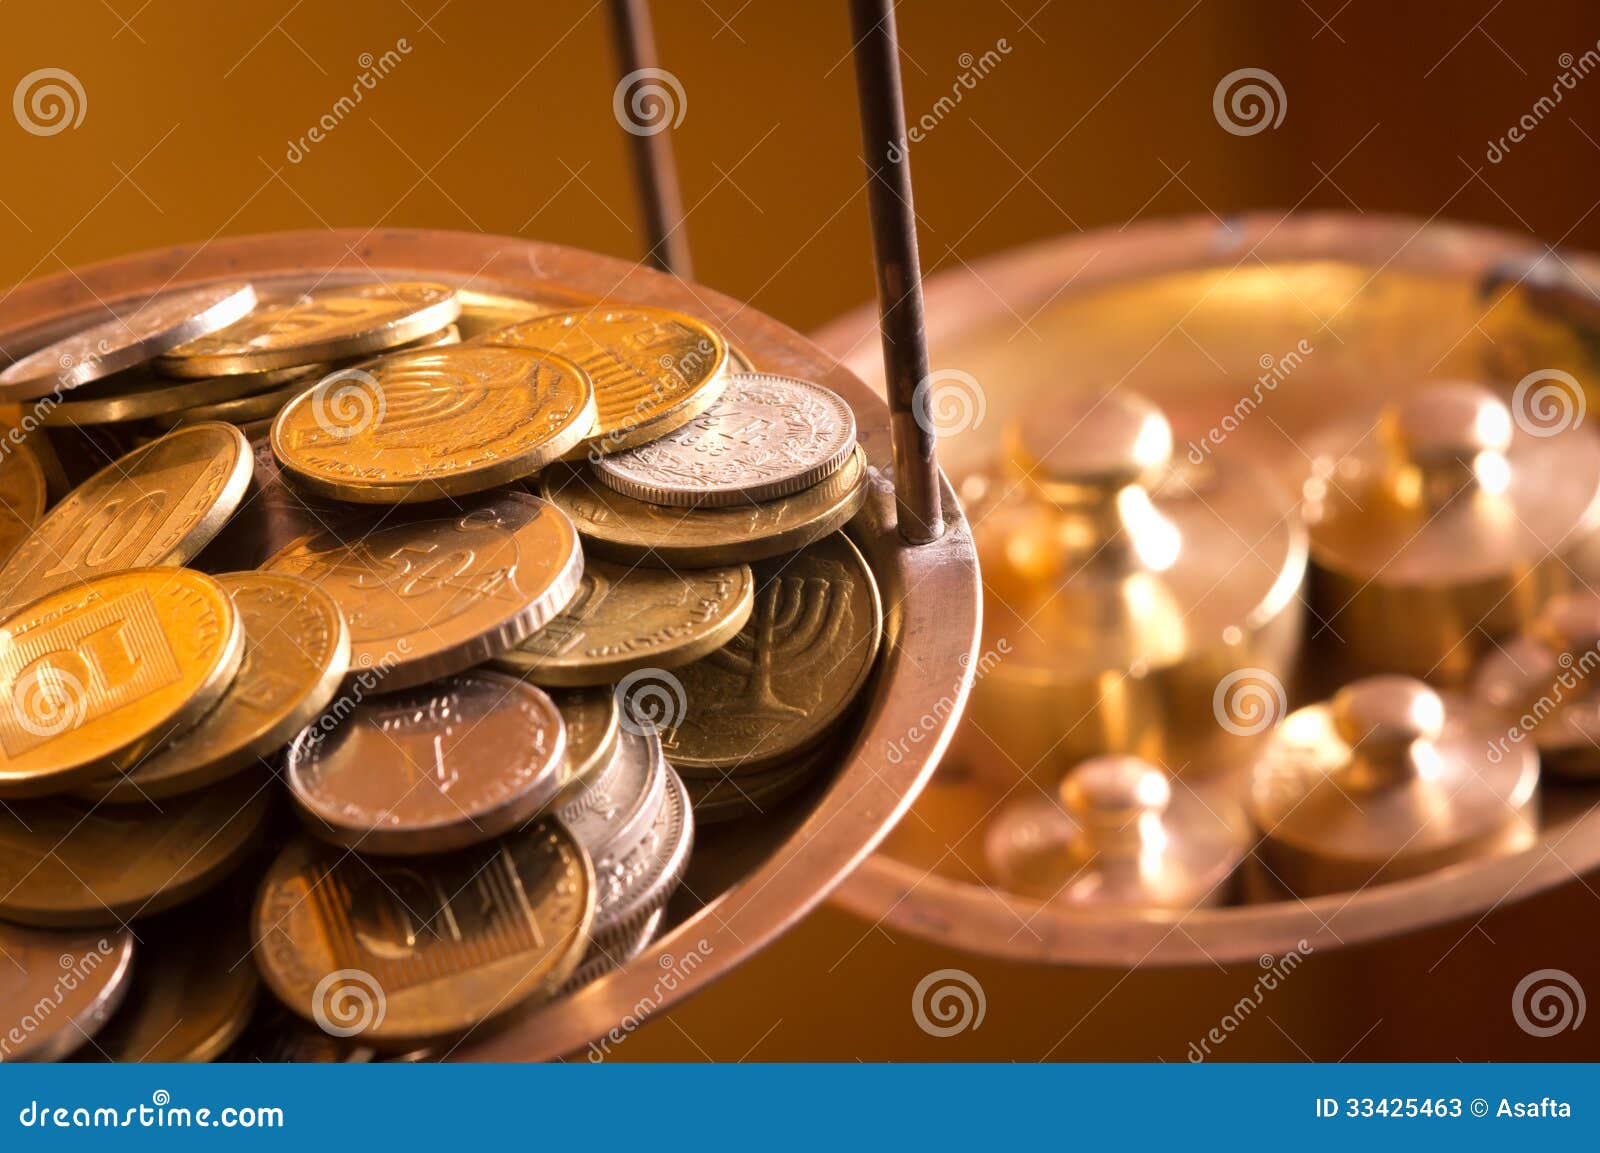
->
608 0 693 277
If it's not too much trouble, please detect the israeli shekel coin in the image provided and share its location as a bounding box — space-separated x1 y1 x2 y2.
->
0 774 272 927
0 283 258 400
271 345 596 503
261 491 583 692
83 571 350 803
0 568 246 797
253 822 593 1047
662 532 882 774
588 763 691 937
551 686 620 801
88 908 258 1062
560 725 667 860
0 422 253 616
485 306 728 454
540 445 869 568
158 282 460 377
286 669 567 855
595 373 857 507
39 363 312 428
0 924 134 1062
150 372 319 430
494 559 754 686
0 440 48 570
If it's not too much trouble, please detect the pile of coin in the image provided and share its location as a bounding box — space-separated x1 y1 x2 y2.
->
0 275 881 1060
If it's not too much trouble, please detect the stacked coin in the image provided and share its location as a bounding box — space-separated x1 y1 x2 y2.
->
0 277 882 1059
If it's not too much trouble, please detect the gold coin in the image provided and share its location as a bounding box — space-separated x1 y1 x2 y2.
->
270 345 596 504
81 571 350 804
261 491 584 692
253 821 594 1047
455 288 574 339
87 900 259 1062
492 558 754 686
0 567 246 798
658 532 882 774
0 438 48 570
0 773 272 927
551 686 620 800
540 445 870 568
38 364 312 428
286 669 567 855
484 306 728 454
0 422 253 617
149 370 320 429
158 282 461 377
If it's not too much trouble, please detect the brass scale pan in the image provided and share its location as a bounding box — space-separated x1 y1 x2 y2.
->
820 211 1600 966
0 228 982 1060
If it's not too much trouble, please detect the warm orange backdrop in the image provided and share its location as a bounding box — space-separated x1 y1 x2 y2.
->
3 0 1599 1060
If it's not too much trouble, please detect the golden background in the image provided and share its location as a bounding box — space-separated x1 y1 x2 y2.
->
3 0 1599 1059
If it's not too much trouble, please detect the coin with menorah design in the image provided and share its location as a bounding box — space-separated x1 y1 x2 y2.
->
81 571 351 804
0 772 273 927
0 422 253 617
594 373 857 508
271 345 596 504
158 282 460 377
0 567 245 797
0 923 136 1062
285 669 567 855
261 490 583 692
660 532 882 774
252 821 594 1047
539 445 870 568
482 306 728 454
493 558 754 686
0 438 47 572
550 686 620 803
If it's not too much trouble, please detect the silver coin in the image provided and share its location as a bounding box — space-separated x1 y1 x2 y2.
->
260 491 584 692
0 283 258 400
558 726 667 860
285 669 568 856
589 762 692 937
0 924 135 1062
593 372 857 507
